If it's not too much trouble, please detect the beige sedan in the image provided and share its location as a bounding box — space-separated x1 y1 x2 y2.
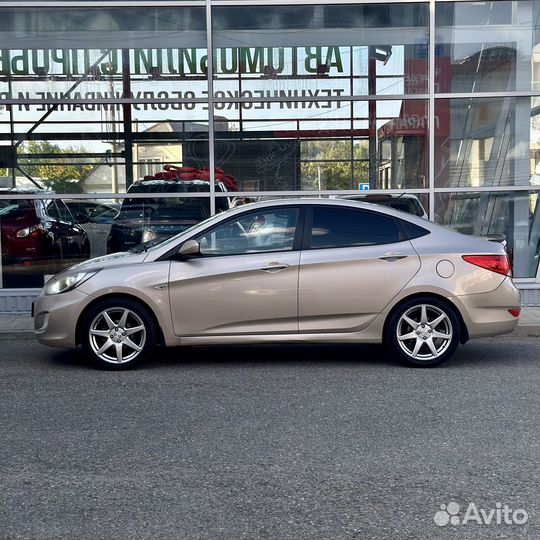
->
33 199 520 369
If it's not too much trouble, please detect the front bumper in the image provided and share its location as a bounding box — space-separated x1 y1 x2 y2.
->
34 289 92 348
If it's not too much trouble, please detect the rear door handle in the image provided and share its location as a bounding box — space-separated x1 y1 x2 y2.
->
379 254 408 262
260 262 290 273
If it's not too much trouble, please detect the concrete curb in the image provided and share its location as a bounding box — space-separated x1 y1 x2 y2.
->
510 325 540 338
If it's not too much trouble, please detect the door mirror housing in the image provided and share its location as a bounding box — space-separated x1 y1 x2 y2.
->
174 239 200 259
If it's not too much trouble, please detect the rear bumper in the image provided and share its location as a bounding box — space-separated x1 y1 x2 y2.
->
450 277 521 339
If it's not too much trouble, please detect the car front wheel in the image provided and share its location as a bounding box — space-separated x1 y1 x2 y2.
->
386 297 461 367
80 298 157 370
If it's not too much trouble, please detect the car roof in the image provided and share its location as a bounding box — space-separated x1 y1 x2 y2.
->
64 199 117 205
0 188 54 195
220 197 430 226
128 180 226 191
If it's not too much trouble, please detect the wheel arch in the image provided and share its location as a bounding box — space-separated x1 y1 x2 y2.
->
383 292 469 344
76 293 166 347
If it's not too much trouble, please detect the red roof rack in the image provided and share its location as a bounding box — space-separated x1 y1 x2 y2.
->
139 165 239 191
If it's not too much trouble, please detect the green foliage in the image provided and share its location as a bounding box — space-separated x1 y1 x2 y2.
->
19 141 93 193
300 139 370 190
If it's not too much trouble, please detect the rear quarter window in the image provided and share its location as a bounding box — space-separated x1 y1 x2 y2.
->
398 219 431 240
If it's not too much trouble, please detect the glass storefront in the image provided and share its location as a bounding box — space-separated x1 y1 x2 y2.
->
0 0 539 298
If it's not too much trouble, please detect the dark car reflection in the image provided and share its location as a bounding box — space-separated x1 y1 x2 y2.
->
0 190 89 287
107 180 230 254
64 199 119 257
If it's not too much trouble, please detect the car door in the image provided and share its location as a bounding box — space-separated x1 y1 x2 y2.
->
67 203 98 255
168 206 302 336
298 205 421 333
86 205 118 257
54 200 86 255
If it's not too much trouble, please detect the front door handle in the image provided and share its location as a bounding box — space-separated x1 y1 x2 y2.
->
260 262 290 273
379 254 408 262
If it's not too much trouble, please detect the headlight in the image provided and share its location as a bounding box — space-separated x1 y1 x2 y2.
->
141 228 156 243
44 271 97 295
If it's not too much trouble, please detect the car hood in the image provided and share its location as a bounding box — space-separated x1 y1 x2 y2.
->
66 251 148 273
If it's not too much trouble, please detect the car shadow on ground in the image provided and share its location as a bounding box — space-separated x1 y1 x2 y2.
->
45 342 400 370
43 336 530 371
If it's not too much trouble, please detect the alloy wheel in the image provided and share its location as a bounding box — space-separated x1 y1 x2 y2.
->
396 304 453 361
89 307 146 364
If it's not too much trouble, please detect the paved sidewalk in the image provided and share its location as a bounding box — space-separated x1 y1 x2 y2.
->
1 307 538 336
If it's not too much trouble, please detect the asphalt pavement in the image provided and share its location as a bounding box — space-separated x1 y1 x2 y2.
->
0 336 538 540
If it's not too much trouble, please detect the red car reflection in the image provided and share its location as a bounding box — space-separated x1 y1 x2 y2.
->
1 192 89 281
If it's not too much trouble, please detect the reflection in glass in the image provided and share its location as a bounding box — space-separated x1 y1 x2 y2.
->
211 100 428 191
0 193 226 288
0 196 90 288
435 97 535 188
212 3 428 96
0 118 210 195
435 191 539 278
196 208 299 256
435 1 539 93
0 7 208 100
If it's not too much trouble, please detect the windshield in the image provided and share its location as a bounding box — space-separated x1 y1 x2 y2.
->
117 181 229 221
386 200 424 216
120 197 211 221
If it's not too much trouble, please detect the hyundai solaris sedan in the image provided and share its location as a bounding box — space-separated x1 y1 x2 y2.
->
33 199 520 369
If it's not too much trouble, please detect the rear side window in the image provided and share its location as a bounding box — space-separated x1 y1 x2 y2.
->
310 206 402 249
399 219 431 240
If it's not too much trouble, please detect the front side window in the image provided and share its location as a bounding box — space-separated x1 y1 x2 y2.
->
310 206 402 248
55 200 74 223
196 208 299 256
44 200 60 220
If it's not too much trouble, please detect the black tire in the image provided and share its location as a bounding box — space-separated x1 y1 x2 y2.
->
80 298 157 370
385 296 461 368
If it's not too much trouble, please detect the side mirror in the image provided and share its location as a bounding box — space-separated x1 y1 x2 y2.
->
175 239 200 259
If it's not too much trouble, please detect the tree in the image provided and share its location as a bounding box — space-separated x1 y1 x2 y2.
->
18 141 94 193
300 139 369 190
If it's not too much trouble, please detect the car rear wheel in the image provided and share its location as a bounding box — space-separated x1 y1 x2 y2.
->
386 297 460 367
80 298 156 370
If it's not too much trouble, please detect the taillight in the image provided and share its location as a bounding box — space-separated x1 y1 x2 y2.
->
16 224 45 238
462 255 511 276
508 309 520 318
